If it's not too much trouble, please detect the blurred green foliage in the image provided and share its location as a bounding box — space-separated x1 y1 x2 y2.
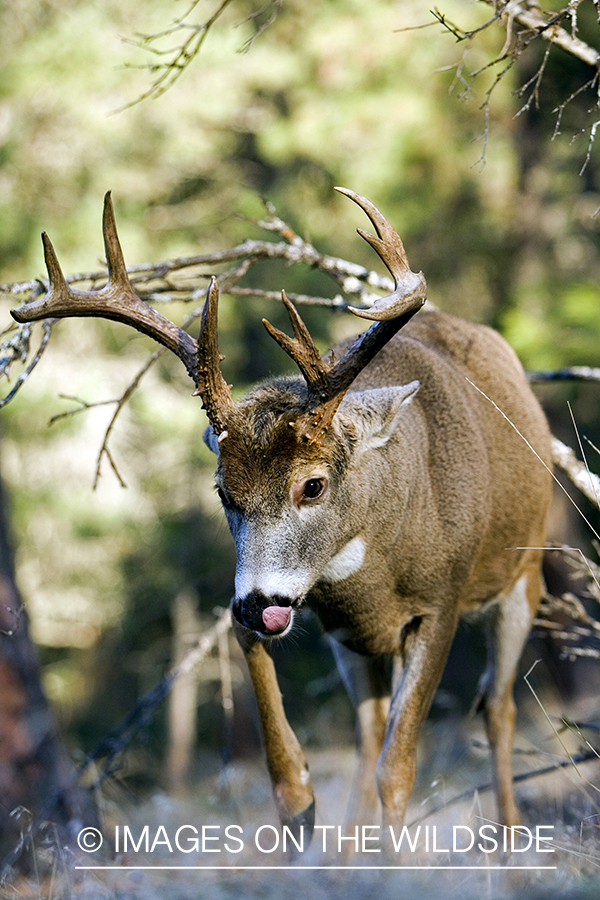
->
1 0 600 781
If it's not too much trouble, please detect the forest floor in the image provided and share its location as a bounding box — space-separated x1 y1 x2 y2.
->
4 696 600 900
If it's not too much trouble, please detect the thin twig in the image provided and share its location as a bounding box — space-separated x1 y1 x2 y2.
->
0 214 398 409
237 0 282 54
0 604 25 637
434 1 600 168
509 1 600 68
408 748 598 827
93 348 163 489
83 609 231 779
228 287 347 307
48 394 119 426
0 237 389 298
0 321 53 409
116 0 252 110
524 660 600 796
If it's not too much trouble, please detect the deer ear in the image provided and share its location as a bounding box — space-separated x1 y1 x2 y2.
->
203 425 221 456
337 381 420 452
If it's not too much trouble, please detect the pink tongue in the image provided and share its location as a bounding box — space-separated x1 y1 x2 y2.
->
262 606 291 632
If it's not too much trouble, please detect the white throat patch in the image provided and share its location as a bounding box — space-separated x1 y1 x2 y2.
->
319 535 366 584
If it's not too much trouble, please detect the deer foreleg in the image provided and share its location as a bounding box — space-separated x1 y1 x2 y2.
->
376 611 457 828
234 621 315 839
329 637 390 828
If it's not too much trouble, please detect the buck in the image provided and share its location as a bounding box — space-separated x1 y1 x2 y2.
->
12 189 552 842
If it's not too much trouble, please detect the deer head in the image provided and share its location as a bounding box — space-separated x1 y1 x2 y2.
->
12 189 426 637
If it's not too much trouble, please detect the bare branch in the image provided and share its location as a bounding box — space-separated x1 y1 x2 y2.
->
83 609 231 779
118 0 283 109
48 394 119 426
229 287 346 307
551 436 600 509
1 609 233 873
0 321 53 409
437 0 600 67
528 366 600 383
237 0 283 54
509 1 599 68
408 748 598 826
90 294 211 488
1 237 395 308
93 348 163 489
525 659 600 796
0 203 406 415
117 0 236 110
472 59 516 171
432 1 600 168
515 42 552 117
534 544 600 661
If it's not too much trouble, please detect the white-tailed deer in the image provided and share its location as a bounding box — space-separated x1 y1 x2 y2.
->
12 190 552 842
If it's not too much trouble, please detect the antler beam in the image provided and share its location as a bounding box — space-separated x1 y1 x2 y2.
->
11 189 426 442
12 193 200 384
10 193 237 436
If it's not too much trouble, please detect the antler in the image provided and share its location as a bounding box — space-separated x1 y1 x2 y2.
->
11 192 233 436
10 189 424 442
336 187 427 321
194 276 233 435
262 188 427 442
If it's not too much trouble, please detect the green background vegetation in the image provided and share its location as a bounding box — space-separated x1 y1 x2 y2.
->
1 0 600 786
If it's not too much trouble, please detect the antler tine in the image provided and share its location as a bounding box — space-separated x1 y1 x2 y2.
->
335 186 409 271
262 291 330 398
195 277 234 436
11 193 200 386
263 190 427 443
334 187 426 322
102 190 130 288
41 231 70 303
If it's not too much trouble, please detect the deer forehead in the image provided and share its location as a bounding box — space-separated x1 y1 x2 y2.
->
217 401 349 510
219 446 337 513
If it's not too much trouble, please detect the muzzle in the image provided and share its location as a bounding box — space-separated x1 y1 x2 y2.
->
231 590 294 636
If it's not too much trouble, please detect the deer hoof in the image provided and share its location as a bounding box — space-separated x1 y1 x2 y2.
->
283 798 315 849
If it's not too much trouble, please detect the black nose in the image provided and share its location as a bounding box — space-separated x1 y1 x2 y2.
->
232 591 292 633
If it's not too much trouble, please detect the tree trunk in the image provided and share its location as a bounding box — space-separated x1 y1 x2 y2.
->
0 459 92 868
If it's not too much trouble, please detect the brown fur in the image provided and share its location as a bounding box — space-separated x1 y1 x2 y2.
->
11 192 553 843
211 307 552 839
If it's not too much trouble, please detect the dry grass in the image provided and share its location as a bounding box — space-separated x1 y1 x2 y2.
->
4 690 600 900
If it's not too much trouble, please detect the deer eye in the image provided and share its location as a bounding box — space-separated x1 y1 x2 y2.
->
303 478 325 499
216 485 232 508
292 475 329 508
302 477 329 505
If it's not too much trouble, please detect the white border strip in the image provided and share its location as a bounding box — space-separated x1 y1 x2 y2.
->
75 865 557 871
